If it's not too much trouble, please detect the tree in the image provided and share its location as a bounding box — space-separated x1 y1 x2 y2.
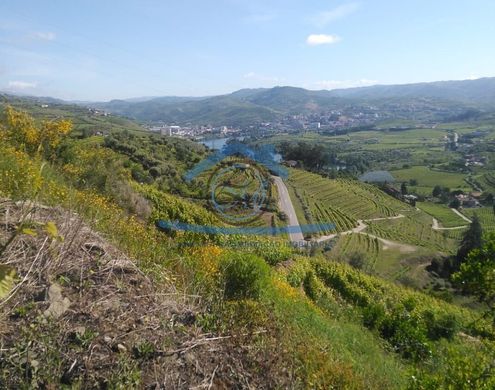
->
454 215 482 271
453 233 495 314
409 179 418 186
401 182 408 195
483 193 493 206
348 252 366 270
449 198 461 209
432 185 442 197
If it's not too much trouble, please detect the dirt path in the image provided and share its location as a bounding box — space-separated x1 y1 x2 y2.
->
452 208 472 223
315 220 367 243
315 217 416 253
432 217 468 231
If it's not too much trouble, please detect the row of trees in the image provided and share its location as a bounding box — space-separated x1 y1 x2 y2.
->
279 141 335 170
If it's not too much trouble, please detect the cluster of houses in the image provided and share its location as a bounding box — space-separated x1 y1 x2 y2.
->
147 124 241 138
464 154 486 167
454 192 483 208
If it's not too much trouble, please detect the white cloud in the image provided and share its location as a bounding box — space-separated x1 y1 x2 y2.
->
314 79 377 90
310 3 360 28
306 34 341 46
32 31 56 41
7 80 37 90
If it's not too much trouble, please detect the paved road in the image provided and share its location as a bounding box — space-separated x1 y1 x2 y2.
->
272 176 305 243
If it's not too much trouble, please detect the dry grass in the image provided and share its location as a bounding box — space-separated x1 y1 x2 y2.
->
0 199 291 389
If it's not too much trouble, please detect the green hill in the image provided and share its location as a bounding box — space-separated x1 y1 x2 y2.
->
78 77 495 125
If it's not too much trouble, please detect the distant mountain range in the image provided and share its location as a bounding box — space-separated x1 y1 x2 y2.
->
5 77 495 126
84 77 495 126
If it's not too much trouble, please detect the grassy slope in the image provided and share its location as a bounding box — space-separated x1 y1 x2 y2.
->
0 95 147 136
417 202 468 228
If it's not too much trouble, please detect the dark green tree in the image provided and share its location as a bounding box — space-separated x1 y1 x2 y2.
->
401 182 408 195
432 185 442 197
449 197 461 209
454 215 482 271
453 233 495 317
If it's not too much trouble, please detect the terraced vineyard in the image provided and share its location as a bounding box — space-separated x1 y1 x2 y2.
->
365 211 458 252
287 169 408 235
329 233 381 273
463 207 495 234
480 172 495 192
417 202 467 228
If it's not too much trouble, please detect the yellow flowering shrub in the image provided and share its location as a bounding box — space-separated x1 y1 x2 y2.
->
0 106 72 158
186 245 223 276
0 144 43 198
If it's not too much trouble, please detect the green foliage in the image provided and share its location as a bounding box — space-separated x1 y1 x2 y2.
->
132 340 156 360
0 265 15 299
455 215 483 271
453 233 495 307
417 201 468 228
288 169 408 236
409 342 495 390
379 305 431 360
423 311 459 341
306 258 493 358
104 131 207 196
220 252 270 300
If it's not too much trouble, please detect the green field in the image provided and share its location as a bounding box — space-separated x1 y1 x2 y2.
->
417 202 468 228
391 166 470 192
478 172 495 192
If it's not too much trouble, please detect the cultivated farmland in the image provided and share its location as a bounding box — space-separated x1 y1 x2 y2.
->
463 206 495 234
417 202 468 228
287 169 408 236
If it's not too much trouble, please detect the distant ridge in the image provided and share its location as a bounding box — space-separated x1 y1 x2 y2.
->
4 77 495 126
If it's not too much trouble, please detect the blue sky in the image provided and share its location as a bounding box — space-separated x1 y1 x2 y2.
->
0 0 494 100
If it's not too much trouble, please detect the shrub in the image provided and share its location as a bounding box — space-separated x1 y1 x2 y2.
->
362 304 386 330
348 252 366 270
303 271 325 301
254 242 292 266
0 144 43 199
220 253 270 300
379 308 431 361
423 311 459 341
